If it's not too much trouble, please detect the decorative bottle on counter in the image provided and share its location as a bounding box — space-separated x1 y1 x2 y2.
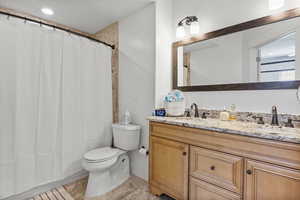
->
220 107 230 121
229 104 237 120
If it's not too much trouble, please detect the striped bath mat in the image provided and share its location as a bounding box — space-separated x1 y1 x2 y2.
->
29 186 74 200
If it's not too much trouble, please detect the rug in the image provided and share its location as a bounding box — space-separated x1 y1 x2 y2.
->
29 186 74 200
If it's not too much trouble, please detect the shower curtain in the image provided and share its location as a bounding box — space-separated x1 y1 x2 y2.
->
0 16 112 198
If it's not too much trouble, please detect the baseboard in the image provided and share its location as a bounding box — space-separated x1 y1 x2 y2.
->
2 171 88 200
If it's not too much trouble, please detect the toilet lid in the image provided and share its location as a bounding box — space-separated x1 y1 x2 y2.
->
84 147 119 162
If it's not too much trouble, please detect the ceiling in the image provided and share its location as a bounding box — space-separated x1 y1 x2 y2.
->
0 0 152 34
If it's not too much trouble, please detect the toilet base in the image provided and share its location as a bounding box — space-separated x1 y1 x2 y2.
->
85 153 130 198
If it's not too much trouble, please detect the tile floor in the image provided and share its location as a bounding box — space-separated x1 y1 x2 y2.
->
63 176 161 200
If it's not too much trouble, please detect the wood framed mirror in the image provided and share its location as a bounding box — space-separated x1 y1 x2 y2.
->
173 8 300 91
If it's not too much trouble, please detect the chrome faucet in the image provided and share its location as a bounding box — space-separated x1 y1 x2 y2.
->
191 103 200 118
271 106 279 126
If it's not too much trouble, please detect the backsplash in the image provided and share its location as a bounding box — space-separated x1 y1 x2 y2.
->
198 109 300 126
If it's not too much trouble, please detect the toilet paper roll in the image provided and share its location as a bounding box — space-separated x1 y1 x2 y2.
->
138 147 148 156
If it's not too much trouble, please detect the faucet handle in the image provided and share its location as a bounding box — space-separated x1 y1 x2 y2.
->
253 116 265 125
285 118 294 128
184 109 191 117
201 112 209 119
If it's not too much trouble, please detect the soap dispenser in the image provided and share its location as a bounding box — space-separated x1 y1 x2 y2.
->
123 110 132 125
220 107 230 121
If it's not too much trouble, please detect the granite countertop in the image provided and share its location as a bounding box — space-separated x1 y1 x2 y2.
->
148 116 300 144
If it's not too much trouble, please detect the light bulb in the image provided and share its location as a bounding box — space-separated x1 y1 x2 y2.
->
41 8 54 16
176 25 186 39
190 21 199 35
269 0 285 10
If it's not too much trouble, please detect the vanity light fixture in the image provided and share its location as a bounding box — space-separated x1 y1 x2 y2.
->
269 0 285 10
176 16 199 39
41 7 54 16
176 24 186 39
190 20 200 35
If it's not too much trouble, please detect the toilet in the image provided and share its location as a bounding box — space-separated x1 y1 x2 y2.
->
82 123 141 198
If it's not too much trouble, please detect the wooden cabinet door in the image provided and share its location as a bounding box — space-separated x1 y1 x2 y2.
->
245 159 300 200
149 136 189 200
190 177 241 200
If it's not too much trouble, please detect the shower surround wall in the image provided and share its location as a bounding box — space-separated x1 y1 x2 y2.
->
0 16 112 198
94 22 119 123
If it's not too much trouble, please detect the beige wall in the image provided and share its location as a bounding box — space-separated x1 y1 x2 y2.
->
94 22 119 122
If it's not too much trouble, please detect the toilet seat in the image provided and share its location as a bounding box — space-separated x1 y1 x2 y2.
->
84 147 120 163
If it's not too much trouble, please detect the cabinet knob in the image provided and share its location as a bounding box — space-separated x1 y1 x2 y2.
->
246 169 252 175
182 152 187 156
210 166 215 171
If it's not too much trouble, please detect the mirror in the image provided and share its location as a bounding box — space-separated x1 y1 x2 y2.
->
297 85 300 102
173 8 300 91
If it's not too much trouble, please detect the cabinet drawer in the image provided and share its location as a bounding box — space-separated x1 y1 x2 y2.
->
190 177 241 200
190 146 243 194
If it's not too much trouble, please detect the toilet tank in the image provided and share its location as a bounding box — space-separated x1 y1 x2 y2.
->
112 124 141 151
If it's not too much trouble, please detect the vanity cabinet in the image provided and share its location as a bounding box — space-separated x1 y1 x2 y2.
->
149 136 189 200
244 159 300 200
149 121 300 200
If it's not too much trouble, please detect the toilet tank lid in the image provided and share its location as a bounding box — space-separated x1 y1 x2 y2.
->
112 123 141 131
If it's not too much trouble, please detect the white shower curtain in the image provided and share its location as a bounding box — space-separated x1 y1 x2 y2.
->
0 16 112 198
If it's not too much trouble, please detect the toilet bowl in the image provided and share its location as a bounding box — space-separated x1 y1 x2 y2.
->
82 124 141 198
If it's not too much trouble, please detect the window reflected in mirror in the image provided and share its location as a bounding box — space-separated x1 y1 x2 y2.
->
258 33 296 82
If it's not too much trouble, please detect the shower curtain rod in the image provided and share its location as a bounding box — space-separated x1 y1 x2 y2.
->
0 8 115 49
